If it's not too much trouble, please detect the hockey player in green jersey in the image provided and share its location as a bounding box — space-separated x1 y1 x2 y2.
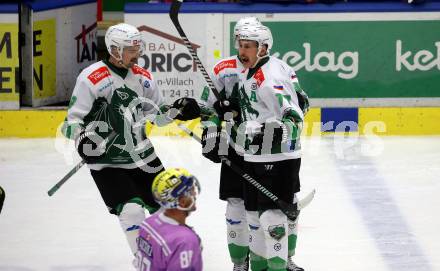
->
233 24 309 271
62 23 199 255
201 18 309 270
200 17 260 271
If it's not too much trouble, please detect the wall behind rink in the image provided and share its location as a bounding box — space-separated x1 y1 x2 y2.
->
123 2 440 138
1 2 440 137
0 5 19 110
21 1 97 107
125 2 440 108
1 1 97 109
126 11 222 105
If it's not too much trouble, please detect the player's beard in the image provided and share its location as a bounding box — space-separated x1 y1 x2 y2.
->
239 55 249 63
125 58 138 68
240 55 255 68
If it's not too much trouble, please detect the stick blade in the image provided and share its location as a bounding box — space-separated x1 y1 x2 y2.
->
298 189 316 210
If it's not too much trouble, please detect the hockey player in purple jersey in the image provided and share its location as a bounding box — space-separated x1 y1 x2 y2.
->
134 168 203 271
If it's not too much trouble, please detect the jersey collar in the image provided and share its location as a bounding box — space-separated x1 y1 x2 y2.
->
159 211 180 225
247 56 269 80
103 57 128 79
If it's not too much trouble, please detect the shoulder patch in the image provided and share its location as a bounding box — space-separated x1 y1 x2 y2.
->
132 65 152 80
214 59 237 75
254 68 265 87
87 66 111 85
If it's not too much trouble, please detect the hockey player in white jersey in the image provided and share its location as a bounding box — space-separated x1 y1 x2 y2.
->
199 17 261 271
62 23 199 255
233 24 309 271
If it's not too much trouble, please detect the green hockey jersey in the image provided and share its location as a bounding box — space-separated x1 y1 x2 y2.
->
237 56 307 163
63 59 172 170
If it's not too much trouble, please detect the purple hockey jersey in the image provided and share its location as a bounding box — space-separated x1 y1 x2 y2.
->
134 212 203 271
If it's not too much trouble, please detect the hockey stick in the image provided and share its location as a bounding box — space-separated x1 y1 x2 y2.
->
47 131 117 197
47 160 85 196
178 124 315 220
0 185 5 214
169 0 228 107
170 0 316 218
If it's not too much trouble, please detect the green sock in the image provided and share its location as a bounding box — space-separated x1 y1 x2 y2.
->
250 251 267 271
288 234 297 257
267 256 287 271
228 244 249 264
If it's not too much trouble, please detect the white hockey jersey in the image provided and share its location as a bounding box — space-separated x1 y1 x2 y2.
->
238 56 305 163
199 55 248 155
63 59 171 170
200 55 244 111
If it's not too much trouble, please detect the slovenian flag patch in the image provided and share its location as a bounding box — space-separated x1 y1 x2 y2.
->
273 85 284 90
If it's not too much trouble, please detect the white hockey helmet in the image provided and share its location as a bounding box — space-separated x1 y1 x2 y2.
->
152 168 201 211
105 23 145 62
233 17 261 49
238 24 273 55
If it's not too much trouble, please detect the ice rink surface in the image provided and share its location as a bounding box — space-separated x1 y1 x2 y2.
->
1 135 439 271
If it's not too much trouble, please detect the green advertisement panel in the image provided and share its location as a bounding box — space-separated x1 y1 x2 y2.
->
231 20 440 99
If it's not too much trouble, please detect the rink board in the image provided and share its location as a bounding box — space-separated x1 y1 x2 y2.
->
125 3 440 108
0 107 439 137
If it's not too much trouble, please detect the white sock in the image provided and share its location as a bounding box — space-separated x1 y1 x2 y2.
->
118 202 146 254
260 209 288 270
226 198 249 263
247 211 266 257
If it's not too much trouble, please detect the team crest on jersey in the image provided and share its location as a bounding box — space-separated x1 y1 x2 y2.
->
132 65 152 80
268 224 286 241
143 80 151 89
239 85 259 120
116 90 129 101
253 68 265 87
87 66 111 85
214 59 237 75
251 83 258 90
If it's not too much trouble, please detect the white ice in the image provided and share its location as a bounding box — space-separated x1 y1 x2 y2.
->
1 135 440 271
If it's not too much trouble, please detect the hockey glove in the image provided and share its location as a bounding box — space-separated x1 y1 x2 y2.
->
251 119 301 149
201 126 228 163
75 130 107 163
213 99 241 122
171 97 201 121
